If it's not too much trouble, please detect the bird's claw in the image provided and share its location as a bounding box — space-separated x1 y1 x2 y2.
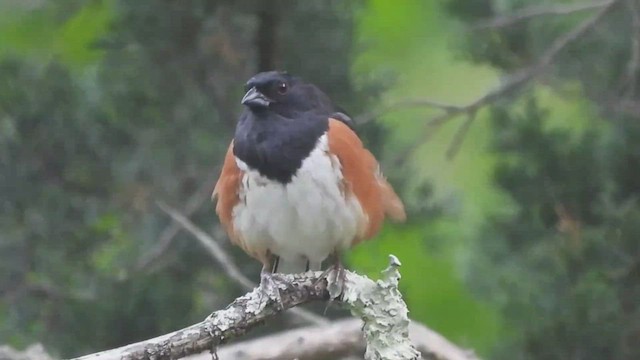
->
315 262 346 301
327 264 346 300
259 270 284 309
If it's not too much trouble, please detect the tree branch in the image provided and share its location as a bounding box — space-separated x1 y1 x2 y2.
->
624 0 640 96
72 272 330 360
445 111 477 160
136 179 215 272
472 0 614 30
156 201 254 290
389 0 619 162
354 99 463 125
71 258 423 360
255 0 279 71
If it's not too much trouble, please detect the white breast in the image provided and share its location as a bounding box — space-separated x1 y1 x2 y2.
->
232 134 364 265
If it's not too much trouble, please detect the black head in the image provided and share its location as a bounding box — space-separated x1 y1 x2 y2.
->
234 71 355 183
241 71 329 117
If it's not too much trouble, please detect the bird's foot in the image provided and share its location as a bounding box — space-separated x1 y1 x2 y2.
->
316 261 346 301
259 269 284 309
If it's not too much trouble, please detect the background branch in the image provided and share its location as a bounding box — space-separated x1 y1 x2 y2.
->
354 99 462 125
445 111 477 160
472 0 613 30
624 0 640 96
390 0 618 162
135 178 216 272
191 318 478 360
255 0 279 71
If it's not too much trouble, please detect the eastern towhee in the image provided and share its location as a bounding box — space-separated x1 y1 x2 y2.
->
213 71 405 298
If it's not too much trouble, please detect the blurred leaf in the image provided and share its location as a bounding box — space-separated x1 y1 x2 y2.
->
54 1 112 66
0 0 112 67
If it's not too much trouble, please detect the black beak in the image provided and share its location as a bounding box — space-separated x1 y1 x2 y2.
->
241 87 271 108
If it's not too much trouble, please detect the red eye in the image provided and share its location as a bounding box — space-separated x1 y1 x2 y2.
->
277 82 288 94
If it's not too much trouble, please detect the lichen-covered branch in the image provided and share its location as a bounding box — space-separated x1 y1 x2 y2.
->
341 256 419 360
71 273 328 360
71 258 422 360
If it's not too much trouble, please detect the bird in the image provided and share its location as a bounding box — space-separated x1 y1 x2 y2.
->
212 71 405 300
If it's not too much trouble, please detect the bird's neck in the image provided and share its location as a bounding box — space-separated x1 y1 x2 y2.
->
233 111 328 184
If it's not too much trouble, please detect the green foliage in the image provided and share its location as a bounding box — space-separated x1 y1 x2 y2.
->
467 97 640 359
0 0 112 66
0 55 211 356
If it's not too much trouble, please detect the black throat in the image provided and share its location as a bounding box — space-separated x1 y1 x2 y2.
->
233 109 329 184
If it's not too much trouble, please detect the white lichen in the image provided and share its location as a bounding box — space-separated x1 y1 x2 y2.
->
337 255 420 360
